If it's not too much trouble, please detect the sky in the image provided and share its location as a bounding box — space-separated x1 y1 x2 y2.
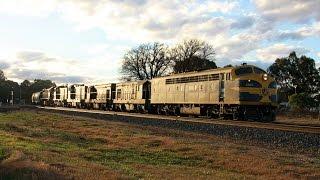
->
0 0 319 85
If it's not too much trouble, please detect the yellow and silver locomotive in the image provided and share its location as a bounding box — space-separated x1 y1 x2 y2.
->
151 64 277 121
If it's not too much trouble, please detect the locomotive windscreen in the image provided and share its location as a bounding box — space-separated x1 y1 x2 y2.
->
235 67 253 75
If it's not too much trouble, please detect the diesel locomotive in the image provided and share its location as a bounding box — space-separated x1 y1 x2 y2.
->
32 64 277 121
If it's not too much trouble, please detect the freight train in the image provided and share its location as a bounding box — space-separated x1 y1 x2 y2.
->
32 64 277 121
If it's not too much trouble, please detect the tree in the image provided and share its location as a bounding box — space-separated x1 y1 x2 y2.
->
20 80 32 103
289 93 318 111
170 39 217 73
30 79 56 92
121 42 172 80
0 80 19 103
224 64 233 68
267 52 320 102
0 70 6 81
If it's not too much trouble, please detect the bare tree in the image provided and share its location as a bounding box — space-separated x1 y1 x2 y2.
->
0 70 6 81
170 39 216 73
120 42 172 80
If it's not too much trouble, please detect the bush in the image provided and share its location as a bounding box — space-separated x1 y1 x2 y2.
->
289 93 318 111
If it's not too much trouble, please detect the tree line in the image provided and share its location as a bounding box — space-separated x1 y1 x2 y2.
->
0 70 55 104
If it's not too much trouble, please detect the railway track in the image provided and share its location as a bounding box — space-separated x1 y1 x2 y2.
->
35 106 320 134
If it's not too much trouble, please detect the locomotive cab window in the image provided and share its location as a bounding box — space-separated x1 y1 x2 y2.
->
254 67 266 74
235 67 253 75
239 80 262 88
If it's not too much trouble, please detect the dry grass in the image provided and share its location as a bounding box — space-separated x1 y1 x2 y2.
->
277 111 320 126
0 111 319 179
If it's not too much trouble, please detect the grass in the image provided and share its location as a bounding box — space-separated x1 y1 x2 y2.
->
277 111 320 126
0 111 319 179
0 148 6 161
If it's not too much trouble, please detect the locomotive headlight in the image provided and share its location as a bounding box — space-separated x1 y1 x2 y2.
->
263 74 268 81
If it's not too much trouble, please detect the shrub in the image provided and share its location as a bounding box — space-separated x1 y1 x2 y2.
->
289 93 318 111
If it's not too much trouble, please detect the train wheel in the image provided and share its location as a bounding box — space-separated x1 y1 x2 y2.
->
121 104 126 112
156 106 161 115
232 113 239 120
264 111 276 122
174 107 180 116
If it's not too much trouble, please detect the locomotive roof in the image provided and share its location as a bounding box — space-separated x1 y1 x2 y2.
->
56 85 68 88
153 66 234 79
89 83 115 87
69 84 85 87
152 64 260 80
43 86 54 91
116 80 149 85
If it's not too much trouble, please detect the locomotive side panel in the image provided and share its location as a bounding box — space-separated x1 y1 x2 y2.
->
151 69 233 105
224 79 240 104
209 81 220 103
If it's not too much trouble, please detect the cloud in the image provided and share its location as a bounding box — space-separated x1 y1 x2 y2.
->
10 69 61 80
231 16 255 29
0 61 11 70
253 0 320 23
51 75 91 84
1 49 122 84
13 51 77 73
214 32 264 63
317 52 320 58
0 0 57 17
256 43 310 62
17 51 56 62
57 0 238 41
1 51 89 84
9 68 90 84
274 22 320 41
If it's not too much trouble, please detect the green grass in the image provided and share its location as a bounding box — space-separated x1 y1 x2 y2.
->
0 147 6 161
83 148 203 176
0 111 319 179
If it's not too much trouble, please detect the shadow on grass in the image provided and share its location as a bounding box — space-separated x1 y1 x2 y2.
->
0 166 67 180
0 149 68 180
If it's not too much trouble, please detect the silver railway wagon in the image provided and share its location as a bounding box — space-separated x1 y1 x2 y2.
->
113 80 151 111
53 85 68 107
40 87 55 106
85 83 116 110
31 92 41 104
67 84 87 108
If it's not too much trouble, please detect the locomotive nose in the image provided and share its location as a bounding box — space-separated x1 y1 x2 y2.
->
261 88 269 96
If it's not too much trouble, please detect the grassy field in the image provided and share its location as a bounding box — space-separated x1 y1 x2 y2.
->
0 111 319 179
